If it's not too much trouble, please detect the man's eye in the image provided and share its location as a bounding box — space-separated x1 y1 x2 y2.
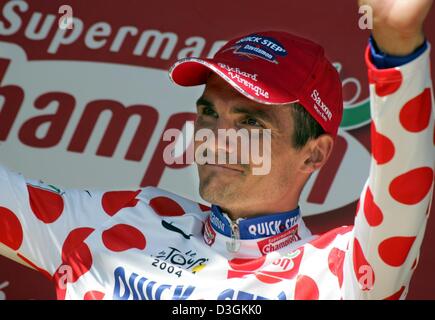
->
201 106 218 118
242 117 262 127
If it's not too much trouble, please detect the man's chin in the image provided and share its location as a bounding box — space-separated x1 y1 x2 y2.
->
199 179 236 206
199 185 223 205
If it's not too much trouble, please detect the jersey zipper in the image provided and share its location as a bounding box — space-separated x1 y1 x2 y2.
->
226 220 241 253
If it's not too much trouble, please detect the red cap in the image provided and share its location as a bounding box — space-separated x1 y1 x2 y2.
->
169 31 343 136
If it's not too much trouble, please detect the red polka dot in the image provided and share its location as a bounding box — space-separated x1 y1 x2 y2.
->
102 190 141 216
309 226 352 249
227 256 267 279
84 290 105 300
363 187 383 227
27 185 64 223
378 236 415 267
371 123 395 165
384 286 405 300
0 207 23 250
149 197 185 216
61 228 94 260
399 88 432 132
389 167 433 205
294 275 319 300
353 238 375 291
228 256 266 271
255 273 280 284
17 253 51 280
198 203 210 211
102 224 146 252
61 227 94 282
64 246 93 283
328 247 345 288
372 69 403 97
256 264 301 284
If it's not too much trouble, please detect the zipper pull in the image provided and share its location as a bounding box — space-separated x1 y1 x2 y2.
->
226 221 241 253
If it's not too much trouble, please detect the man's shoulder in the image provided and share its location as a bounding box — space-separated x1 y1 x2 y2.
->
139 186 211 218
304 225 354 250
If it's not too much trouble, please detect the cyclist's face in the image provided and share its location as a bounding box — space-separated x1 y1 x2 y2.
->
194 74 308 217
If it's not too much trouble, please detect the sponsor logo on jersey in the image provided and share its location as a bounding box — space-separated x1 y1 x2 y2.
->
257 225 300 255
227 248 304 283
209 211 226 233
152 246 208 271
217 288 287 300
161 220 193 240
191 264 207 274
248 216 299 237
113 266 195 300
113 266 292 300
203 217 216 246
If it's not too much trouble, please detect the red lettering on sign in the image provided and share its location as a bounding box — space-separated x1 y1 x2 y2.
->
0 59 25 141
68 100 158 161
19 92 75 148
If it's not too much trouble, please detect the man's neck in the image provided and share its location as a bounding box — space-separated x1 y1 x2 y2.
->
220 192 301 221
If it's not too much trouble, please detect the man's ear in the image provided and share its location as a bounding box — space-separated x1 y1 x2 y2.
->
300 134 335 173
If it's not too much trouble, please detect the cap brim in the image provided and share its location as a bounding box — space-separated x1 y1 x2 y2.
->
169 58 214 86
169 57 297 105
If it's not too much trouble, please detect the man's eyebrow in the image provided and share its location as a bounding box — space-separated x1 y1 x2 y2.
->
196 96 213 107
232 106 276 124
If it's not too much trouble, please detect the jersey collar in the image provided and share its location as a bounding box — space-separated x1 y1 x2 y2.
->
203 205 308 257
209 205 301 240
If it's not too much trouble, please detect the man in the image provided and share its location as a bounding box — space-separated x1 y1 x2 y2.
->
0 0 433 299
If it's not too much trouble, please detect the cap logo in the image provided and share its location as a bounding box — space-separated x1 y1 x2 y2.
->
311 89 333 122
226 34 287 64
217 63 270 99
218 63 258 81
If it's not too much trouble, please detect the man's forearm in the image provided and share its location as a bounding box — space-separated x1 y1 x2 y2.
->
371 29 425 56
360 0 433 56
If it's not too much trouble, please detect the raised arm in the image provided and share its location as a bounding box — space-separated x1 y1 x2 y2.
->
342 0 434 299
0 165 129 279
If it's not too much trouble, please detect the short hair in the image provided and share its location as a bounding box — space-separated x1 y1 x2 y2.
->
290 102 325 149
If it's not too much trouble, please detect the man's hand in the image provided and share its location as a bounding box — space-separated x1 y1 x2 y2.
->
359 0 433 55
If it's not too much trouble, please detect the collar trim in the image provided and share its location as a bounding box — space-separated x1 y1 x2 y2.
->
209 205 301 240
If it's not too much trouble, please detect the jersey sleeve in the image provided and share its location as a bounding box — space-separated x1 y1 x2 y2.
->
0 165 113 277
342 44 434 299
